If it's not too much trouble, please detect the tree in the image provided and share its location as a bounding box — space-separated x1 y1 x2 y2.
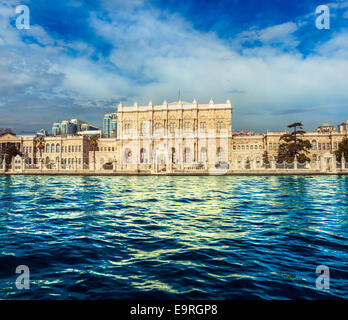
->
334 137 348 162
277 122 312 163
35 136 45 171
88 135 99 170
262 151 270 166
0 128 14 135
1 144 21 171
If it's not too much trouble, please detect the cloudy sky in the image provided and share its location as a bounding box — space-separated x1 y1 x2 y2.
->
1 0 348 133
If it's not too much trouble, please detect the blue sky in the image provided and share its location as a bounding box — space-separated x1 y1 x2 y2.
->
1 0 348 133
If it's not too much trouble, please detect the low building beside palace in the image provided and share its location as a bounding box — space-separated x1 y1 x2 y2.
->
0 99 348 174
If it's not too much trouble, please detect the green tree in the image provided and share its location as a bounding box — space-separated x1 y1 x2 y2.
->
2 144 21 171
277 122 312 163
88 135 99 170
334 137 348 162
262 151 270 166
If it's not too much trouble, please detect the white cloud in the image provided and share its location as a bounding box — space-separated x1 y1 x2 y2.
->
1 1 348 132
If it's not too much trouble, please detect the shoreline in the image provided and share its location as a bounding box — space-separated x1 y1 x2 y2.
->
1 171 348 177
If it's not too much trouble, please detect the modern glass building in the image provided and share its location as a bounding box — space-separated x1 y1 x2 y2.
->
103 113 117 138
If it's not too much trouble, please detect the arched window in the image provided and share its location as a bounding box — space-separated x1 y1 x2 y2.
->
171 147 176 164
217 121 223 132
51 144 55 153
217 147 224 160
155 123 161 134
56 144 60 152
312 140 317 150
184 147 191 163
140 122 146 135
46 144 50 153
140 148 146 163
124 148 132 163
169 122 175 133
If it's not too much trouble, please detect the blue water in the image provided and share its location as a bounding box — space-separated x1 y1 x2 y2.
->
0 175 347 299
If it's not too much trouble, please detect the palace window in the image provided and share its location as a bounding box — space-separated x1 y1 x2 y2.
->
140 122 147 135
250 145 253 150
334 142 337 150
318 143 321 150
124 124 131 135
155 123 161 134
217 122 223 133
238 146 240 150
56 144 60 152
242 146 245 150
169 122 175 133
79 146 81 152
51 144 55 153
312 140 317 150
323 143 326 150
217 147 224 160
246 145 249 150
184 122 191 132
269 144 272 150
184 147 192 163
68 146 71 153
140 148 147 164
46 144 50 153
327 143 330 150
233 145 236 150
200 122 206 133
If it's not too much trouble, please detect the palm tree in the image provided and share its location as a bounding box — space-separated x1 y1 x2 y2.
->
35 136 45 171
88 135 99 171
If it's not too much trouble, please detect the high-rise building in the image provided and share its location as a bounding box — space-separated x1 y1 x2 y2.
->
103 113 117 138
52 119 99 136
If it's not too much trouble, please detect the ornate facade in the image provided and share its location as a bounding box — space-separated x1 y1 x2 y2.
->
1 99 348 174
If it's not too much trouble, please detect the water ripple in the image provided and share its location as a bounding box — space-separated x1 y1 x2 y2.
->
0 175 347 299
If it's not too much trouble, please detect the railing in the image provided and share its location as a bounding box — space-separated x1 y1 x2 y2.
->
25 165 39 170
276 162 294 169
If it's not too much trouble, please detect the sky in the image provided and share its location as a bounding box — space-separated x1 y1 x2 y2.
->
0 0 348 133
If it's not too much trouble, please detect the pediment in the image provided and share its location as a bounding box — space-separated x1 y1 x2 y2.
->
0 133 19 141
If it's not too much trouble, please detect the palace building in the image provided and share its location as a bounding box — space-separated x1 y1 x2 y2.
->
0 99 347 174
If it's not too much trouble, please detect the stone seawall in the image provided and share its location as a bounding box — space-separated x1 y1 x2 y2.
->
1 169 348 176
